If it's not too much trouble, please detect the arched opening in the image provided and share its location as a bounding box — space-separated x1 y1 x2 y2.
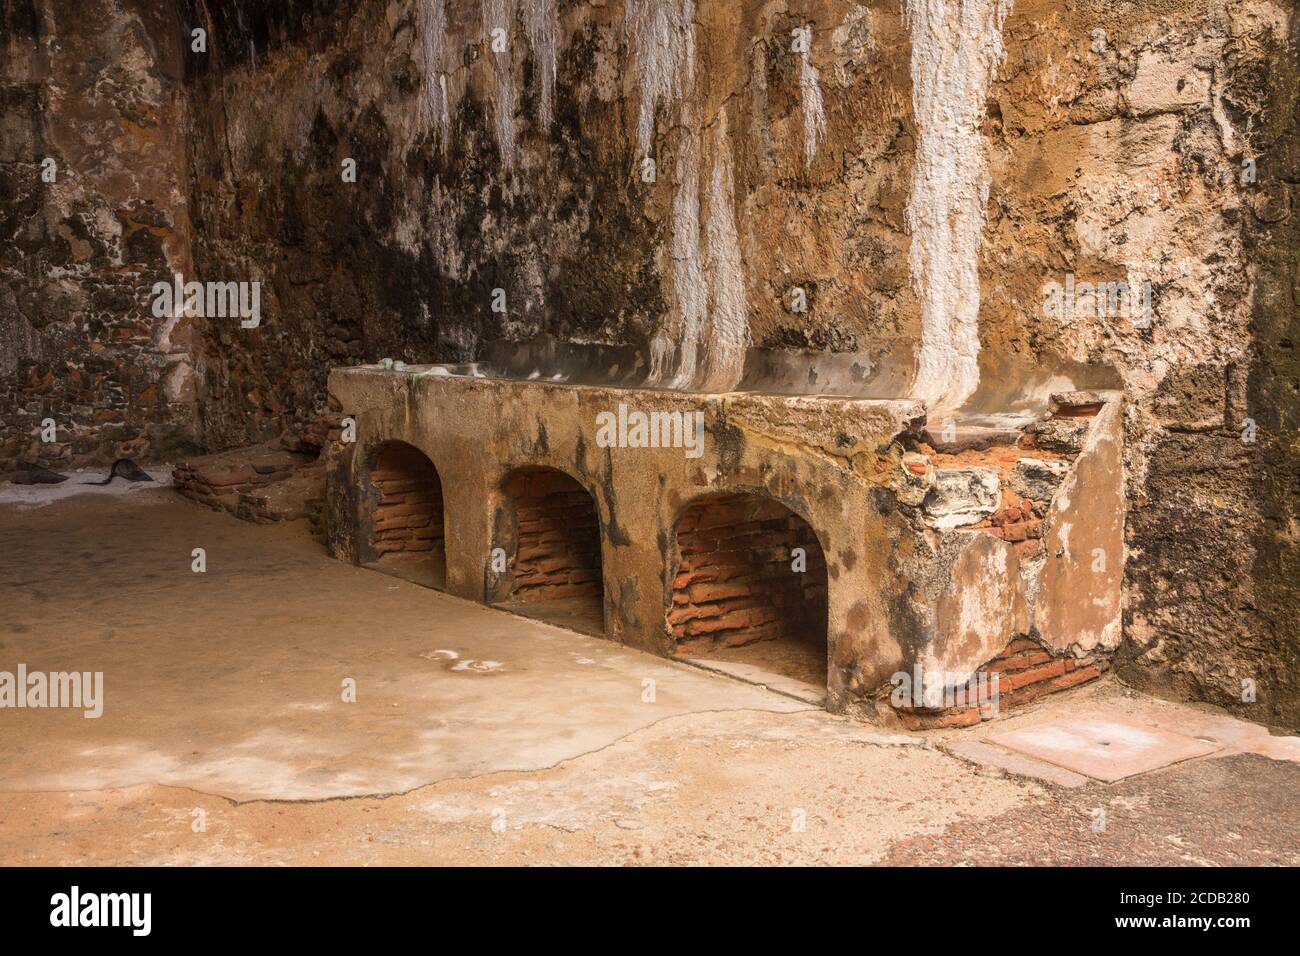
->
496 467 604 635
364 440 446 589
670 493 828 694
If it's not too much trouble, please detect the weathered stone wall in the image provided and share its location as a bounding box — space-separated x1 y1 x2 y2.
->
1116 2 1300 729
0 0 200 470
4 0 1297 724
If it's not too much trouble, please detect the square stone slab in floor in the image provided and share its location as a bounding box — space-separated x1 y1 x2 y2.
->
985 717 1222 782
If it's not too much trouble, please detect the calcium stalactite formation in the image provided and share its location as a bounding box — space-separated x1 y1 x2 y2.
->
422 1 560 164
415 0 747 389
662 114 749 393
666 129 707 388
626 0 700 387
904 0 1012 412
625 0 698 162
482 0 519 167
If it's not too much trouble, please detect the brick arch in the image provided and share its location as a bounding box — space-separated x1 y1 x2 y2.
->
363 439 446 589
668 492 828 688
494 466 605 636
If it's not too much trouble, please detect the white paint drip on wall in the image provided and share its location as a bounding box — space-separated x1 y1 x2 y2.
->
418 0 452 147
903 0 1012 412
799 30 828 170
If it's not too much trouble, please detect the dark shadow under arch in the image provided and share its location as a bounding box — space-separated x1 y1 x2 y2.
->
494 466 604 636
363 440 446 590
669 492 828 690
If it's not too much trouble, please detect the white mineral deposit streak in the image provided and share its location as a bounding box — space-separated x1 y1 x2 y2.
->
419 0 451 146
625 0 744 392
904 0 1012 411
626 0 705 388
523 0 559 128
667 130 706 388
701 111 749 392
626 0 696 161
483 0 519 167
799 34 827 171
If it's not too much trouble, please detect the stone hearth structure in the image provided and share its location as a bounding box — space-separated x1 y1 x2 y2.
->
325 362 1125 719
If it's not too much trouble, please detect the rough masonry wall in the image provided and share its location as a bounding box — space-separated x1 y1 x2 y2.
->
0 0 200 471
982 0 1299 726
177 0 666 451
1116 4 1300 728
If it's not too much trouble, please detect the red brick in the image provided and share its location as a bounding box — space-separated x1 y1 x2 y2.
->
989 648 1053 673
1002 522 1029 543
686 581 751 603
717 622 783 647
684 607 778 636
1001 659 1068 690
1045 664 1102 690
1000 638 1042 655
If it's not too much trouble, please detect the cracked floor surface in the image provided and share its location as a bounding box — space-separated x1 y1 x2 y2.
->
1 490 1297 865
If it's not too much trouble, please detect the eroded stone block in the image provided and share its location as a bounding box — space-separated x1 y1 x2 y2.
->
923 467 1001 529
1010 457 1069 503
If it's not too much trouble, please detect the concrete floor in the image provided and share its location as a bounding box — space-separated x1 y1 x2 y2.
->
1 488 1297 866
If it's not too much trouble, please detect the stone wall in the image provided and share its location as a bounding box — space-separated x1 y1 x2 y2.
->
0 0 200 470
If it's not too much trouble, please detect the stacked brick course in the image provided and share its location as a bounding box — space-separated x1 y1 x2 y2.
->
173 439 322 525
893 400 1114 728
669 494 827 653
174 442 312 499
504 469 602 602
986 491 1046 558
892 638 1110 729
917 398 1106 564
368 442 444 566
